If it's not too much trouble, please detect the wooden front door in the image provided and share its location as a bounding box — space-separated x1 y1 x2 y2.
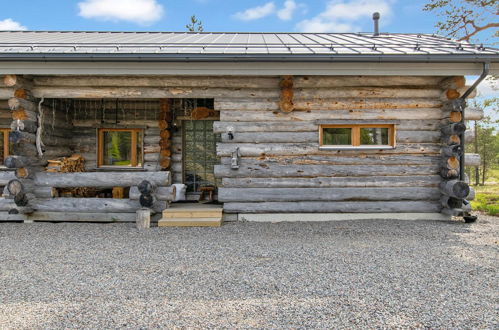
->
182 120 221 194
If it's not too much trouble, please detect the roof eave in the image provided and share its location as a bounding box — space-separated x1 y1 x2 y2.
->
0 53 498 63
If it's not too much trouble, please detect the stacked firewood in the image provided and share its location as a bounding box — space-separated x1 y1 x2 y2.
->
45 154 97 197
159 99 172 170
46 154 85 173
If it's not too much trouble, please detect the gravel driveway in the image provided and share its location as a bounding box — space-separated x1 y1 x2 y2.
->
0 216 497 329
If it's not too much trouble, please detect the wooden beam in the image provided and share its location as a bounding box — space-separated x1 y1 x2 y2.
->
465 153 480 167
223 201 441 213
221 175 442 188
31 198 166 213
34 171 171 187
0 88 14 99
218 187 440 202
129 185 176 201
31 87 279 99
215 163 438 178
220 109 444 122
216 143 441 157
33 76 280 89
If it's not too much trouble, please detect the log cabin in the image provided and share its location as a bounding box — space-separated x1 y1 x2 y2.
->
0 30 497 225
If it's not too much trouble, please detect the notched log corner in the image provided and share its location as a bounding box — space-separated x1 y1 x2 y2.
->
279 75 294 113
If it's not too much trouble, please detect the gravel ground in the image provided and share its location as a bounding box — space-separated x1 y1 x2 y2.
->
0 215 497 329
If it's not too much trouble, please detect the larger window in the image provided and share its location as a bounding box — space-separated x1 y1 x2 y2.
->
320 124 395 149
0 128 10 166
98 128 143 167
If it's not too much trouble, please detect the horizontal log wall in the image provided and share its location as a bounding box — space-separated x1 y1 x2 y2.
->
28 75 469 214
209 75 448 213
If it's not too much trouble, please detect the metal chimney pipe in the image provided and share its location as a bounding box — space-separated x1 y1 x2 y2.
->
373 12 380 36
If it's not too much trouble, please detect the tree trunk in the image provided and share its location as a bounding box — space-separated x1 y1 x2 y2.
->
474 121 479 186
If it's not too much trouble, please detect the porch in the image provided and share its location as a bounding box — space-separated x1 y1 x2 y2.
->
0 76 225 222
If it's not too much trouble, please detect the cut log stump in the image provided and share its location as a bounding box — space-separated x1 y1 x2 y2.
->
136 208 151 229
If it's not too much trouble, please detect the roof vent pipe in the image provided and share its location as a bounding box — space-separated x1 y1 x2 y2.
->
373 12 380 36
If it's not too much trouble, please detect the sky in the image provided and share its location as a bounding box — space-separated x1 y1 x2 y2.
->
0 0 496 102
0 0 447 34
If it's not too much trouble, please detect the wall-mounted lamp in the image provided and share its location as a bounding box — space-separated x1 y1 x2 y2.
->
231 147 240 170
227 126 234 140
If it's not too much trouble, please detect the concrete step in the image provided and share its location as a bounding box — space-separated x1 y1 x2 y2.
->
158 217 222 227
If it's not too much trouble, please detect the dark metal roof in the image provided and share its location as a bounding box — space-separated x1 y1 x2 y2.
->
0 31 497 62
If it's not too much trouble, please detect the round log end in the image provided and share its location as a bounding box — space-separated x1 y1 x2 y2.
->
280 89 294 100
138 180 154 194
15 168 29 179
7 179 23 195
280 101 294 113
139 194 155 208
14 193 29 207
4 156 21 168
159 129 171 139
446 89 461 100
449 135 460 145
14 89 31 100
447 156 460 169
8 130 22 144
159 158 171 169
8 98 21 110
452 181 470 199
440 168 459 179
448 197 463 209
279 76 293 88
3 75 18 87
449 111 462 123
160 149 171 157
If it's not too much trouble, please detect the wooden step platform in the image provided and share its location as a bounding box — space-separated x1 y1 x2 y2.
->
158 203 223 227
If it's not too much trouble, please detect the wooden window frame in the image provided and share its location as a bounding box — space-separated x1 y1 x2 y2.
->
97 128 144 168
319 124 396 150
0 128 9 165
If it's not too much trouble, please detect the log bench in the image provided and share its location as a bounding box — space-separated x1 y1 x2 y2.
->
0 171 173 223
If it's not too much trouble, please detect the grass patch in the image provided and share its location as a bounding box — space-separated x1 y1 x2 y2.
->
471 194 499 216
467 166 499 216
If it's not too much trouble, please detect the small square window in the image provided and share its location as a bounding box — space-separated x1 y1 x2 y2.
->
98 128 143 167
320 124 395 149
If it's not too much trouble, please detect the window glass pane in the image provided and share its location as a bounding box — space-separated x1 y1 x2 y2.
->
103 131 132 166
183 120 221 193
360 127 389 145
323 128 352 145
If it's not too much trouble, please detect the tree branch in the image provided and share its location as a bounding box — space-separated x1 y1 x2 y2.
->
458 22 499 41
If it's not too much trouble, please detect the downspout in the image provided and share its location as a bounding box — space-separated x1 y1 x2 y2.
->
459 62 490 181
